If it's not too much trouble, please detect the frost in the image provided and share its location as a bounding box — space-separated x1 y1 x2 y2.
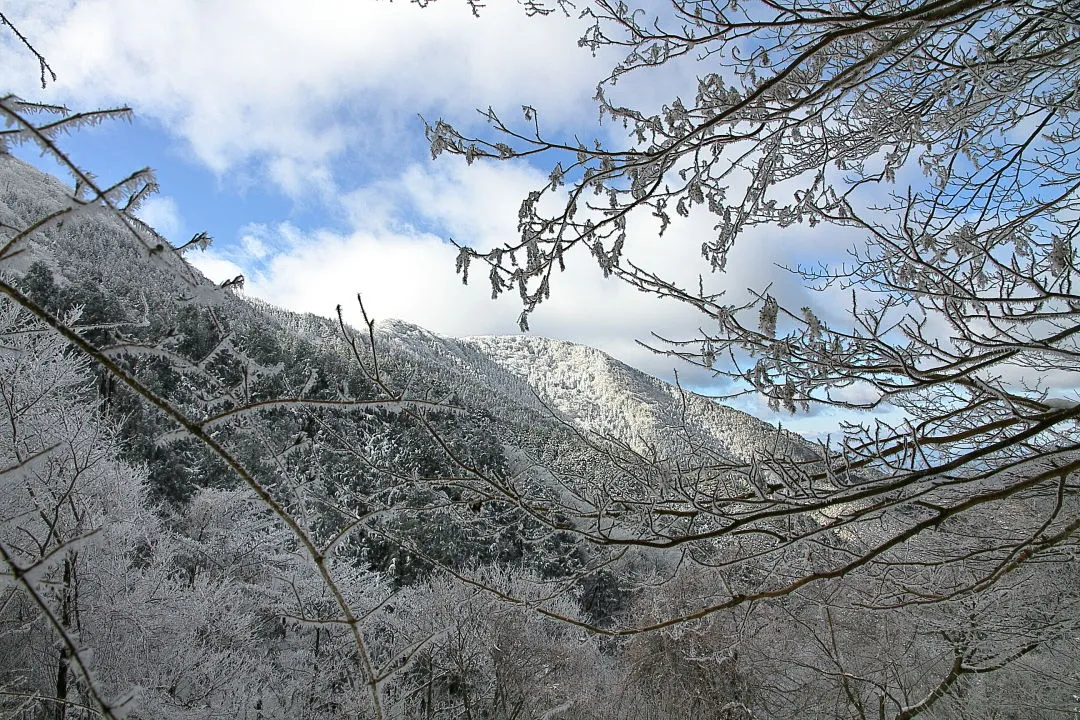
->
758 296 778 338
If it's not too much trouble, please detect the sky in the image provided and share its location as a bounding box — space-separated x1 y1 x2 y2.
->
0 0 885 435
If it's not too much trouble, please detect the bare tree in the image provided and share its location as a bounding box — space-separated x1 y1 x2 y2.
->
427 0 1080 615
0 12 54 89
3 1 1079 715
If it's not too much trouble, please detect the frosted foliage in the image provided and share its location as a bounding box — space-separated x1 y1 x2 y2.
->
0 83 1077 718
423 0 1080 667
378 569 608 720
0 297 160 716
0 298 390 720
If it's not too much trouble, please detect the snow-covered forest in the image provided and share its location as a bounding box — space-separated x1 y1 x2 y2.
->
3 0 1080 718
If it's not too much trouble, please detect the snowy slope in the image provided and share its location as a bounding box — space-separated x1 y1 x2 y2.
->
367 317 809 467
463 334 807 463
0 151 811 500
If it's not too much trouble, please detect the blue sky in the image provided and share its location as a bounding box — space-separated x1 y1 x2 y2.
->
0 0 891 435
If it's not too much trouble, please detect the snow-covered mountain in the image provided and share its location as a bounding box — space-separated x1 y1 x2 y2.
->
464 334 803 463
0 151 813 532
372 319 806 464
3 124 1073 720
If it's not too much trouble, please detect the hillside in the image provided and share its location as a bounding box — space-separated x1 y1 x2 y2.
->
2 150 1073 720
0 150 811 563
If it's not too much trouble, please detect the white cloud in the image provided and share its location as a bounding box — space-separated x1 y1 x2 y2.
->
267 155 337 201
240 230 269 260
135 195 184 240
188 156 855 385
1 0 882 403
3 0 614 195
187 251 246 286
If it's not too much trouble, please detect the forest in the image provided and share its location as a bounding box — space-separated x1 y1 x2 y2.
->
2 1 1079 718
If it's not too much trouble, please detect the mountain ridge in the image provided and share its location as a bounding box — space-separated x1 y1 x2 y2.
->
0 151 809 514
367 314 808 467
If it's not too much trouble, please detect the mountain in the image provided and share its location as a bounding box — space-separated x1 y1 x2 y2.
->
373 320 812 479
2 142 1073 720
0 149 801 530
0 154 789 456
461 333 802 463
0 150 830 575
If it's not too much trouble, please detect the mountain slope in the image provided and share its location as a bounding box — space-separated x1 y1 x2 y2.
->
0 151 815 560
463 333 803 463
0 153 800 470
